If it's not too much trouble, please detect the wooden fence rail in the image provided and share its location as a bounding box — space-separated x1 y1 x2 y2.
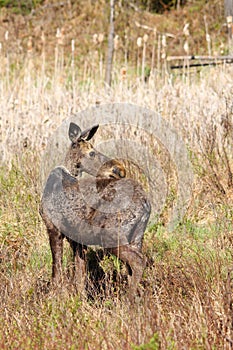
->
167 55 233 69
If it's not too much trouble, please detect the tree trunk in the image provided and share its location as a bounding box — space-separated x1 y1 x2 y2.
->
225 0 233 16
105 0 115 87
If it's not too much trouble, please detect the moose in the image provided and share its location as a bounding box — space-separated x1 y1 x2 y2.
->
40 122 151 296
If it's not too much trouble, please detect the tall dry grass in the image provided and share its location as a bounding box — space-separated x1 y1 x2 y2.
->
0 30 233 349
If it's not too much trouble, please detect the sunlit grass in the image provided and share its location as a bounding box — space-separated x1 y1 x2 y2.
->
1 154 233 348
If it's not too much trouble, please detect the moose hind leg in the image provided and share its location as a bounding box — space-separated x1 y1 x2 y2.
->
48 228 64 284
111 245 146 297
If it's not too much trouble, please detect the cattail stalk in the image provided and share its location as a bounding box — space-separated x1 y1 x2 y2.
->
137 37 142 78
157 34 161 74
204 16 211 56
151 29 157 75
5 31 10 92
71 39 76 113
142 34 148 82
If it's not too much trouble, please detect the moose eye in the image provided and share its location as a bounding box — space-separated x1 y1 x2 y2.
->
113 167 118 174
89 151 95 157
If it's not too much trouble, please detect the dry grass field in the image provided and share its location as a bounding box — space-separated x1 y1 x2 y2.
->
1 2 233 349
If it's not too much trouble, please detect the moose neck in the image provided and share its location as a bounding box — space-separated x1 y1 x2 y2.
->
64 154 82 177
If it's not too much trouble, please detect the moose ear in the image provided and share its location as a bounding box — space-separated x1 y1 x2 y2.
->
68 123 82 143
81 125 99 141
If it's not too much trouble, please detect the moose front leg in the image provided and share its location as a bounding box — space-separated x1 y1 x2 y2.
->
69 240 87 292
48 228 64 284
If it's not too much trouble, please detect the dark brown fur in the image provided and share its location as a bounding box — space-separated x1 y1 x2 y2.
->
40 123 151 296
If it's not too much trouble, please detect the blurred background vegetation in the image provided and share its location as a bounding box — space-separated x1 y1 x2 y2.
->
0 0 228 59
